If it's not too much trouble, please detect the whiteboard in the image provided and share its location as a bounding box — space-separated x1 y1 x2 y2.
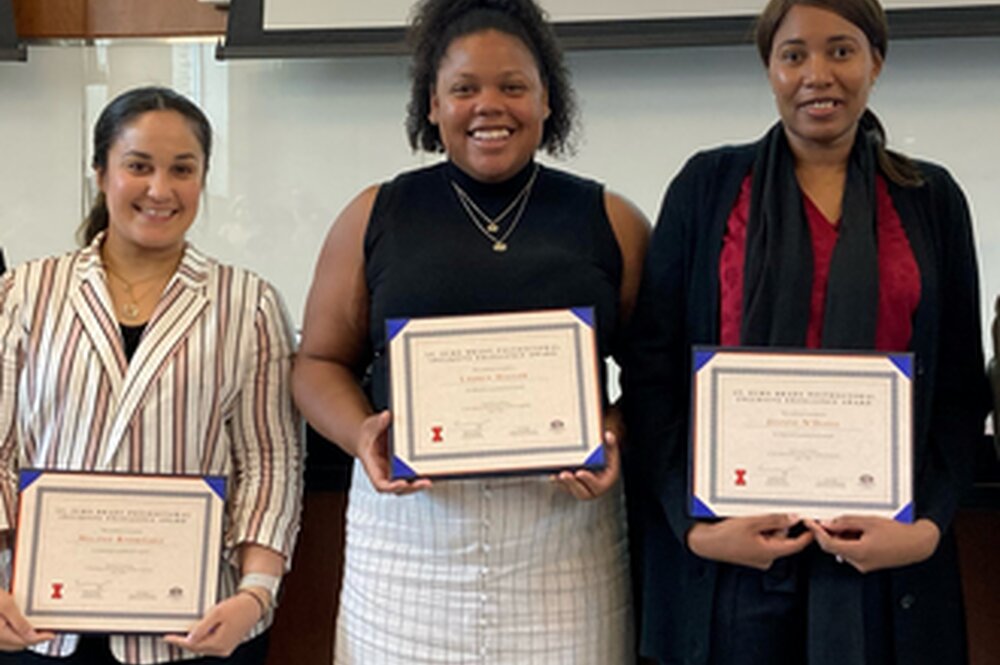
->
219 0 1000 59
264 0 1000 29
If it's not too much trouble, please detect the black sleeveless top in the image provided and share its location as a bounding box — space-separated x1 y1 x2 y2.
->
364 160 623 411
120 323 146 361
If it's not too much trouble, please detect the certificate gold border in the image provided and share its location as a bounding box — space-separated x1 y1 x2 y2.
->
11 470 225 633
387 308 605 479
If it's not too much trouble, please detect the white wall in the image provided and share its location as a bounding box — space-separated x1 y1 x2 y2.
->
0 36 998 351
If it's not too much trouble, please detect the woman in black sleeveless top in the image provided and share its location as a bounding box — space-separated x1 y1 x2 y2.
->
292 0 648 662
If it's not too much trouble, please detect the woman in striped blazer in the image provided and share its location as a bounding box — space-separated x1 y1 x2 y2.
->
0 87 302 665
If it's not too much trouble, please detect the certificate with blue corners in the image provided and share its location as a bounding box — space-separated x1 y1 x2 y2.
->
690 348 914 522
387 308 605 479
11 471 225 633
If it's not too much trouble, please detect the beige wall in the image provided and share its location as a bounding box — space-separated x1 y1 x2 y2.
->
3 37 998 344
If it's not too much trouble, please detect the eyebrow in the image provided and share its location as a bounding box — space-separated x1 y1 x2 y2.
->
777 34 861 47
827 34 861 43
122 150 200 161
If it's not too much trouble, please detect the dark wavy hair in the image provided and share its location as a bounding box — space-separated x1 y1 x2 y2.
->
78 86 213 246
405 0 577 156
755 0 923 187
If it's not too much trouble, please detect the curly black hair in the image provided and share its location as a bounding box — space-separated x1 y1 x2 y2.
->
405 0 577 156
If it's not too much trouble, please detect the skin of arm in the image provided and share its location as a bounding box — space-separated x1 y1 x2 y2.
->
553 191 650 500
292 187 429 495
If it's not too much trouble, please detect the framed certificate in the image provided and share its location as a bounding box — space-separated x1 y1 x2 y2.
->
11 471 225 633
690 348 913 522
387 308 604 479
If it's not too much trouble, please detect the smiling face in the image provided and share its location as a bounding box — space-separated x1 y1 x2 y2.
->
429 29 550 183
97 110 205 259
768 4 882 155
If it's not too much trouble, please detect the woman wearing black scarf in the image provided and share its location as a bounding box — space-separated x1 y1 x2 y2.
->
624 1 990 664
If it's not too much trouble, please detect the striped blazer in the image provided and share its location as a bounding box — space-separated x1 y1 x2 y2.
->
0 236 302 663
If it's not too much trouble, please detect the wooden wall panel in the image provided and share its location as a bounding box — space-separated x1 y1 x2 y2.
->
87 0 226 37
13 0 226 38
265 491 347 664
957 508 1000 665
12 0 84 37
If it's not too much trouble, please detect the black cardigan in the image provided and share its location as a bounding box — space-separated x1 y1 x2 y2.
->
623 139 990 664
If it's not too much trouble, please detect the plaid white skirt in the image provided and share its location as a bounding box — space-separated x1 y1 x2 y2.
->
334 465 634 664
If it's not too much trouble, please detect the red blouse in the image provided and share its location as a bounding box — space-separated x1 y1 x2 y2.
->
719 174 921 351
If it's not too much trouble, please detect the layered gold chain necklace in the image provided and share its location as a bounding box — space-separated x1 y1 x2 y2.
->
450 164 540 253
105 267 174 322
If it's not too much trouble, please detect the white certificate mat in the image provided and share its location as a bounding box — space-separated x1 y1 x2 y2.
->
690 349 913 522
12 471 225 633
388 309 604 478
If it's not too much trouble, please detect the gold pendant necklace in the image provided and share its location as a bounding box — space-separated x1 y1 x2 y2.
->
122 300 141 320
106 268 173 322
450 164 539 253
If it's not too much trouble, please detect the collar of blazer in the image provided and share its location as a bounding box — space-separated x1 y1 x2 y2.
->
75 231 211 293
67 234 214 468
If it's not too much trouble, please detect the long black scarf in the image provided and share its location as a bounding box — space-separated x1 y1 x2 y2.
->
742 122 879 350
741 123 881 665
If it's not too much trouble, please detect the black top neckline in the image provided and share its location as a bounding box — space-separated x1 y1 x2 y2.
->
443 159 538 203
120 322 147 362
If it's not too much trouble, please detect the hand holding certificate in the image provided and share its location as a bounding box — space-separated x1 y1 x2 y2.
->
0 589 55 651
11 471 225 634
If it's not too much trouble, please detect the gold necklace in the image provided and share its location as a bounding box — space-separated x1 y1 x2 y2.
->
450 164 539 253
105 267 174 321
